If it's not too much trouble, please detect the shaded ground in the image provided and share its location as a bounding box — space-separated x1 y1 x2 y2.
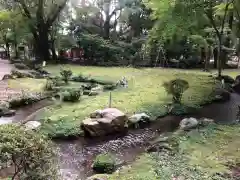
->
0 59 13 80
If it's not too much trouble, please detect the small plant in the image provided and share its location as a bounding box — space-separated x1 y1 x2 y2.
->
60 68 72 84
61 89 82 102
93 153 116 174
163 79 189 104
45 79 55 91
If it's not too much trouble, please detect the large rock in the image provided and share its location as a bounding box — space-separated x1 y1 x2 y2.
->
24 121 41 131
0 101 15 117
235 75 240 84
233 83 240 94
179 117 199 131
81 108 128 137
198 118 215 126
128 113 151 127
213 89 231 102
233 75 240 94
86 174 109 180
220 75 235 84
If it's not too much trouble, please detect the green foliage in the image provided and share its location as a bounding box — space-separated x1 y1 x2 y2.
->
60 68 73 84
0 124 58 179
189 35 208 48
9 92 42 108
72 74 115 86
76 34 141 66
163 79 189 104
93 153 116 174
61 89 82 102
44 79 55 91
103 84 118 91
11 70 34 78
41 115 81 138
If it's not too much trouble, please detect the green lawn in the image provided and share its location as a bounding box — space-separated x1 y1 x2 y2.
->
41 65 218 138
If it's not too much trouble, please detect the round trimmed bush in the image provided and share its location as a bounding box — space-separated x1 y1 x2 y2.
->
61 89 82 102
93 153 116 174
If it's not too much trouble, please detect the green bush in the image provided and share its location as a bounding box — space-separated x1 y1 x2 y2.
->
76 34 139 66
163 79 189 104
11 70 34 78
9 93 42 108
72 74 115 86
103 84 117 91
60 69 72 84
93 153 116 174
61 89 82 102
41 116 81 139
0 124 58 179
44 79 55 91
14 63 30 70
72 74 88 82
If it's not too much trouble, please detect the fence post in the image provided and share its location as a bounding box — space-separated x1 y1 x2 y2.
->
109 92 112 108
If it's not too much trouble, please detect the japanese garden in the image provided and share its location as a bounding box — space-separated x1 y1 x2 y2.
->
0 0 240 180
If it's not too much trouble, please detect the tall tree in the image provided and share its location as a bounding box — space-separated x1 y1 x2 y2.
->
147 0 234 77
14 0 68 61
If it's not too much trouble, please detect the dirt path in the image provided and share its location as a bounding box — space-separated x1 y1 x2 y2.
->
0 59 13 80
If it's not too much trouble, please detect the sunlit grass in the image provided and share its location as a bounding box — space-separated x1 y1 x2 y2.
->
41 66 217 137
7 78 46 92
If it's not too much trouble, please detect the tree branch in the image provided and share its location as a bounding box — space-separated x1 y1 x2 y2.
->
220 0 233 35
46 0 68 27
15 0 32 19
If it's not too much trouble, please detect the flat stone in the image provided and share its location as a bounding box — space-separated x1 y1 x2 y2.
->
25 121 41 130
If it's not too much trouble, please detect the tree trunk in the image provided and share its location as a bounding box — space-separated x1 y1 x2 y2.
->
213 46 218 68
51 40 57 60
103 18 110 39
34 29 50 62
6 42 10 59
14 41 18 59
217 37 223 77
13 26 19 59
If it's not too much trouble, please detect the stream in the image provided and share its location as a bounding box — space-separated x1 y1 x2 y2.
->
0 93 239 179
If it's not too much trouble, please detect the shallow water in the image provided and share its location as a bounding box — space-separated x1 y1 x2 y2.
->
0 93 239 180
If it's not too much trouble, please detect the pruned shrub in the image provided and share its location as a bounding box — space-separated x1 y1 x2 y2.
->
163 79 189 104
72 74 88 82
61 89 82 102
103 84 117 91
9 92 42 108
0 124 58 179
93 153 116 174
11 70 34 78
14 63 30 70
44 79 55 91
60 69 72 84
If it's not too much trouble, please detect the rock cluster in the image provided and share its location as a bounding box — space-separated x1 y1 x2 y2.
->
81 109 151 137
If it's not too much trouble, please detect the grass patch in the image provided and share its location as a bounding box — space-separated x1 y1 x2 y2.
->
179 125 240 175
7 78 46 92
107 154 156 180
41 66 218 138
106 124 240 180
